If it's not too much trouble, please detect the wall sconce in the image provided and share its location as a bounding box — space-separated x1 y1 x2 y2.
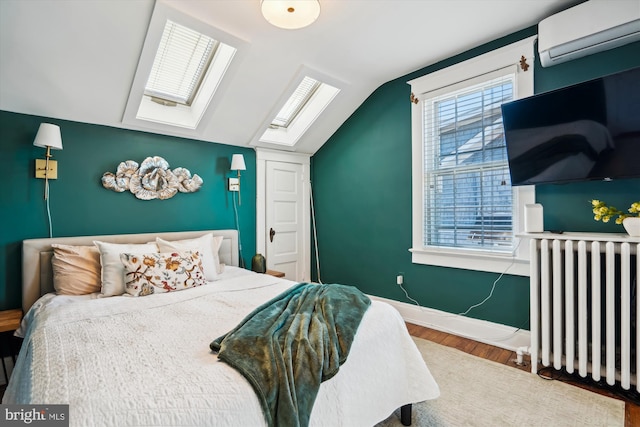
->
229 154 246 205
33 123 63 200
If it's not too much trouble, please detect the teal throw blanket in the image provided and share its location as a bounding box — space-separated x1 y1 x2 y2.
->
210 283 371 427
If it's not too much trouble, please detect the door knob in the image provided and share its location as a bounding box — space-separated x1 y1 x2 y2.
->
269 227 276 242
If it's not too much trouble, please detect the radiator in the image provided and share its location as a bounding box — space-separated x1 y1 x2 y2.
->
528 233 640 391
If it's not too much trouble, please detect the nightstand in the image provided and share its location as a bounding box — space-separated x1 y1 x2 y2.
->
0 310 21 334
266 269 285 278
0 309 22 384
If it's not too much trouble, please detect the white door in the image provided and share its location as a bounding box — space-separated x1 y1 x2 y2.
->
265 160 305 280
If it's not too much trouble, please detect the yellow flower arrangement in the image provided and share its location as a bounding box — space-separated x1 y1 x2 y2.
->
590 200 640 224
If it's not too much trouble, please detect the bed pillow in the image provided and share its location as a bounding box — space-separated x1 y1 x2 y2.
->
94 241 158 296
120 251 206 297
156 233 224 281
51 244 102 295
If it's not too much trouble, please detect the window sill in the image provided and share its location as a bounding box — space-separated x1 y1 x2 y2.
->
410 247 530 276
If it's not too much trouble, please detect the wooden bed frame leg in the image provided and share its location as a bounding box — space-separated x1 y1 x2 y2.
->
400 404 412 426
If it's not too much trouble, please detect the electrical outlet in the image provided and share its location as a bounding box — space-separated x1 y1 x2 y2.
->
396 274 403 285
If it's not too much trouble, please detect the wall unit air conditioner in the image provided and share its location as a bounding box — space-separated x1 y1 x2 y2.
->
538 0 640 67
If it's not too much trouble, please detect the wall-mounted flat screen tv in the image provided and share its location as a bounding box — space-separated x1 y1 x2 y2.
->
501 66 640 186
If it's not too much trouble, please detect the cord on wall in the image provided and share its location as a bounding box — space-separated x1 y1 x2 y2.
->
456 238 522 316
399 281 420 306
45 182 53 238
457 268 508 317
232 191 245 268
396 239 526 342
309 181 322 284
398 279 526 342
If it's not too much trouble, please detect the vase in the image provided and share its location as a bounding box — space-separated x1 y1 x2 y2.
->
622 217 640 237
251 253 266 273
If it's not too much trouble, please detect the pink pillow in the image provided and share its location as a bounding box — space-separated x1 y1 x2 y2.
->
51 244 101 295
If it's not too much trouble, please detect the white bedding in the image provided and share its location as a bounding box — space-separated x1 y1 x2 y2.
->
4 267 439 426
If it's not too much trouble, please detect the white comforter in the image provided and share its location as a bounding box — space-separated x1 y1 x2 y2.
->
4 268 439 426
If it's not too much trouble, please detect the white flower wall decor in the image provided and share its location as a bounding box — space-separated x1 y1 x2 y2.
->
102 156 203 200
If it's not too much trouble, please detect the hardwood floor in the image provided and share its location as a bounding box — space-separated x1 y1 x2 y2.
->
2 325 638 426
406 322 640 427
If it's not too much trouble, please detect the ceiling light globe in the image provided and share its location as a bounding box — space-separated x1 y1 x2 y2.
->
261 0 320 30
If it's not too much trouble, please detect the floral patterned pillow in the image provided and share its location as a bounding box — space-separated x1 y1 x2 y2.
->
120 251 206 297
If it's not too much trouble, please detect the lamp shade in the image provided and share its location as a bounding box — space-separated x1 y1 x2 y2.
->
261 0 320 30
33 123 63 150
230 154 246 171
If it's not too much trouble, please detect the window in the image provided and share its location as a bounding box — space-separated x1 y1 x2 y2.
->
144 20 219 107
424 72 514 251
270 76 321 129
134 20 236 129
254 68 341 148
122 3 244 133
409 37 536 276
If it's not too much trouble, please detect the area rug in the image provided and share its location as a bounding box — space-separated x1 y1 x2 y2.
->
376 337 625 427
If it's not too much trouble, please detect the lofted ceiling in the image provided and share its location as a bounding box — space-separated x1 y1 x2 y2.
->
0 0 581 155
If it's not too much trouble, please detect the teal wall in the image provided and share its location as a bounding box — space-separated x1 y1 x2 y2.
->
0 112 256 310
312 28 640 329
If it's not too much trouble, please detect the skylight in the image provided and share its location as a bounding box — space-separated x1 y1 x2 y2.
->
144 20 218 106
270 77 320 128
122 3 243 133
259 75 340 147
131 20 237 130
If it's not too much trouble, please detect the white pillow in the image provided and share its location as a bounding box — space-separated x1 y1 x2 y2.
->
94 241 158 296
156 233 224 281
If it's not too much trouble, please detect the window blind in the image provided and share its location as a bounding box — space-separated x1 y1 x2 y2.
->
144 20 218 106
271 76 321 128
423 73 515 252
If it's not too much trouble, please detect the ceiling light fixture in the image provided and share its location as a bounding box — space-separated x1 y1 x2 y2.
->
261 0 320 30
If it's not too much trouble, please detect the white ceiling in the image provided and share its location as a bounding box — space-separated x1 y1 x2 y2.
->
0 0 581 154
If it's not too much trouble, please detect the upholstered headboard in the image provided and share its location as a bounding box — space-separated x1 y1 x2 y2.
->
22 229 239 313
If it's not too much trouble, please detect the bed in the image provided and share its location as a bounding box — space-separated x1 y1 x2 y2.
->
3 229 439 426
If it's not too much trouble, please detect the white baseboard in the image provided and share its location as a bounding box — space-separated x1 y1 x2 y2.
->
369 295 531 353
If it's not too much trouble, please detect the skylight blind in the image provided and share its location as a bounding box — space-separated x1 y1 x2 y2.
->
145 20 218 106
271 76 321 128
423 73 515 252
